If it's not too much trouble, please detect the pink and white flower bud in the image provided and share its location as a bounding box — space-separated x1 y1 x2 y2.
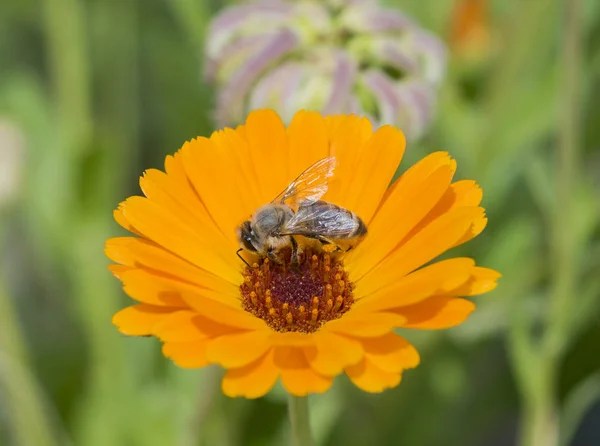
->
205 0 446 140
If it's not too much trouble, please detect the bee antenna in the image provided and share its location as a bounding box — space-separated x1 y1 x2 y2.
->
236 248 252 268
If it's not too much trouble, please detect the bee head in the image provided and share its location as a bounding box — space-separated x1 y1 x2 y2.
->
238 220 258 252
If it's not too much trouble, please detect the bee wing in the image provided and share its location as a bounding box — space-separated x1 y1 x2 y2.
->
283 202 359 238
272 157 336 209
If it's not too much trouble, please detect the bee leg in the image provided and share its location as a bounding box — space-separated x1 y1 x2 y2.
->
267 247 282 265
290 236 299 268
315 236 344 252
236 248 252 268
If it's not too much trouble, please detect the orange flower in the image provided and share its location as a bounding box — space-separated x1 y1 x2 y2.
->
107 110 500 398
450 0 491 60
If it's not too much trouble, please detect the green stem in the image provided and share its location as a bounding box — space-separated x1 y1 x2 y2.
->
513 2 582 446
41 0 92 153
288 395 315 446
518 364 558 446
546 0 582 356
518 1 582 446
183 367 224 446
0 228 59 446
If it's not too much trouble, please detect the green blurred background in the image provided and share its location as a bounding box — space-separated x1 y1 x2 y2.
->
1 0 599 445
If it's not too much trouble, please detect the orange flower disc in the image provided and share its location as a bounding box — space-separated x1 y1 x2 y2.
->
107 109 500 398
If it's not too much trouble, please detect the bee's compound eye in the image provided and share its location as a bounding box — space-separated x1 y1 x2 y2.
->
239 221 257 252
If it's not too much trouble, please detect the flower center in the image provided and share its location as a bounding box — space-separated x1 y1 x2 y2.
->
240 248 354 333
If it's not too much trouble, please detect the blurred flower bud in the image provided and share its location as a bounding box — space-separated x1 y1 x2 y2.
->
205 0 447 140
0 119 25 210
449 0 493 65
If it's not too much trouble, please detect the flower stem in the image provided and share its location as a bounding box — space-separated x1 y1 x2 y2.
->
519 1 582 446
288 395 315 446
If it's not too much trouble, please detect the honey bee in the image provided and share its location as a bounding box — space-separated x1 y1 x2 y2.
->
236 157 367 266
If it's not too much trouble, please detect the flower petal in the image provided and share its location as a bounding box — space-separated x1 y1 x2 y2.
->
354 258 475 311
113 205 142 236
112 304 178 336
115 268 266 330
153 311 242 342
180 136 259 248
105 237 239 298
454 214 488 248
359 206 485 296
356 333 420 373
244 109 291 203
394 297 476 329
449 267 501 296
323 115 373 206
222 350 279 399
162 340 210 368
341 125 406 224
305 332 363 376
206 330 272 368
275 347 334 396
405 179 483 240
345 357 402 393
210 128 264 214
324 311 406 337
114 266 237 308
119 196 239 284
287 110 330 179
139 168 228 244
347 152 455 280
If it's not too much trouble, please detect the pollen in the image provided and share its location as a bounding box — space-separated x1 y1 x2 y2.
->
240 248 354 333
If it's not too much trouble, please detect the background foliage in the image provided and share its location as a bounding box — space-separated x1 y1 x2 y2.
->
1 0 599 445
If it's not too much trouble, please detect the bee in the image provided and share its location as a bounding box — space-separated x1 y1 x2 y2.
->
236 156 367 266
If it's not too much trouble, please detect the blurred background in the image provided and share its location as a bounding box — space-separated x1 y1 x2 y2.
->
1 0 599 445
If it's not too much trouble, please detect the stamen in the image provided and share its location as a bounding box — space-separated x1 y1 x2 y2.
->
311 308 319 324
240 247 354 333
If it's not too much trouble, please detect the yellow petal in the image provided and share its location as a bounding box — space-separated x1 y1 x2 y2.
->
394 297 476 329
180 136 258 247
164 149 244 234
269 332 318 346
206 330 272 368
341 125 405 223
119 270 188 307
323 115 373 206
287 110 330 180
359 206 485 296
115 268 266 330
274 347 334 396
354 258 475 311
211 128 264 214
112 304 177 336
139 168 228 245
119 196 239 284
449 267 501 296
305 332 363 376
107 264 133 279
244 109 290 203
347 154 455 280
162 340 210 369
113 205 143 236
116 267 235 308
105 237 239 298
345 357 402 393
405 179 483 240
453 215 488 247
222 350 279 399
153 311 242 342
356 333 420 374
324 311 406 337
